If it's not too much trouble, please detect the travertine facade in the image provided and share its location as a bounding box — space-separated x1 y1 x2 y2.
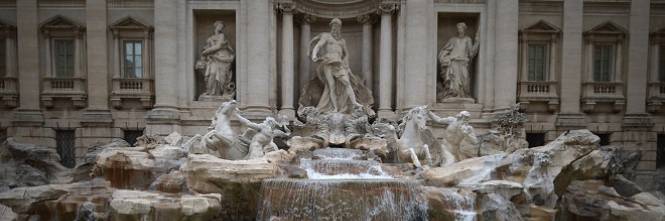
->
0 0 664 189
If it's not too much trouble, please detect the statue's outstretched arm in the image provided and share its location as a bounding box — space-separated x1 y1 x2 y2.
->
428 110 454 125
235 112 261 130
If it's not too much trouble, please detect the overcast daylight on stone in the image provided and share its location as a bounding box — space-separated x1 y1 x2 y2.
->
0 0 664 220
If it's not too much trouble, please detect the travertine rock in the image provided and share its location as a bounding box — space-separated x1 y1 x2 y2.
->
0 138 71 190
424 154 506 187
0 203 17 221
424 187 477 221
109 190 221 221
559 180 665 221
150 170 187 193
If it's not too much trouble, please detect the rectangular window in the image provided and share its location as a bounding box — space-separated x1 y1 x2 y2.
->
55 130 76 168
526 133 546 148
123 130 143 147
527 44 548 81
658 44 665 82
123 40 143 78
0 39 5 77
658 134 665 169
593 45 615 82
53 39 75 78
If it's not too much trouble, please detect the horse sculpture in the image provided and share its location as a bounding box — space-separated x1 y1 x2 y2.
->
396 106 456 167
201 100 250 160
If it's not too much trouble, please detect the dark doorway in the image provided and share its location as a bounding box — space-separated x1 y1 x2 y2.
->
55 130 76 168
597 133 611 146
526 133 546 148
124 130 143 147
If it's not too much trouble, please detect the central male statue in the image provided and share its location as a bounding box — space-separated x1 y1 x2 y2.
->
298 18 373 114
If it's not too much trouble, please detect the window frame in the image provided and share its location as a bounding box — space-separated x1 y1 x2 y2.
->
518 20 560 83
526 43 549 82
0 37 5 77
52 38 76 78
659 44 665 82
592 43 615 82
121 39 144 79
583 22 626 84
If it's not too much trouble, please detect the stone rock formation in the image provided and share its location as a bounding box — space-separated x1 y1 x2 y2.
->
0 103 663 221
0 138 71 191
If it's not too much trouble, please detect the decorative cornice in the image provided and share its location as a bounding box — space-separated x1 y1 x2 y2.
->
274 0 400 19
40 15 85 37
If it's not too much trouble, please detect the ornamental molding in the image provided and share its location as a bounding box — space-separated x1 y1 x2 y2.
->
274 0 401 19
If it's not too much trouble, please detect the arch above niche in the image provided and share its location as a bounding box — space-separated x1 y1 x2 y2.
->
275 0 400 19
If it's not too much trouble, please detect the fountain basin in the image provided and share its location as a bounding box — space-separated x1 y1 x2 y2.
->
258 178 427 221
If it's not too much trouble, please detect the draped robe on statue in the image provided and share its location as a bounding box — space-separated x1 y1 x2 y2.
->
298 33 373 114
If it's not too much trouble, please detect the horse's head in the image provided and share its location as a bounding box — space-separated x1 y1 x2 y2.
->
402 106 430 130
219 100 238 114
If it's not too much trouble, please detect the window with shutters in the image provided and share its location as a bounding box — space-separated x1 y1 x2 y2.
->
593 44 615 82
53 39 75 78
123 40 143 78
658 44 665 82
527 44 548 81
0 39 5 77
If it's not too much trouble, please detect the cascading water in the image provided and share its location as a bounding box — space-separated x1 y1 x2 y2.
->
257 148 428 221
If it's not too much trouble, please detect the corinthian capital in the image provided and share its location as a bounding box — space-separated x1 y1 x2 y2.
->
378 0 399 14
356 14 373 24
276 1 296 13
303 14 317 24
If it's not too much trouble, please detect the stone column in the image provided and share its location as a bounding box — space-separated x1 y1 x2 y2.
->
298 15 314 94
14 0 43 124
243 0 273 116
148 0 180 121
625 0 650 115
378 4 396 117
493 0 519 110
82 0 113 126
358 14 373 90
279 2 296 118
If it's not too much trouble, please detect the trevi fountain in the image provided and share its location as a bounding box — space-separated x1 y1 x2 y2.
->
1 15 665 221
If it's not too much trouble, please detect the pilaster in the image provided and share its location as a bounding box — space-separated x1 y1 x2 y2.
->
14 0 43 127
82 0 113 127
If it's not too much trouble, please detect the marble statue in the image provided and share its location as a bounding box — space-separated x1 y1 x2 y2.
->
438 22 479 100
234 112 291 159
428 110 479 161
298 18 373 114
200 100 289 160
396 106 456 167
196 21 235 100
200 100 244 159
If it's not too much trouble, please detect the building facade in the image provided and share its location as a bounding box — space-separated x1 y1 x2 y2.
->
0 0 664 188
